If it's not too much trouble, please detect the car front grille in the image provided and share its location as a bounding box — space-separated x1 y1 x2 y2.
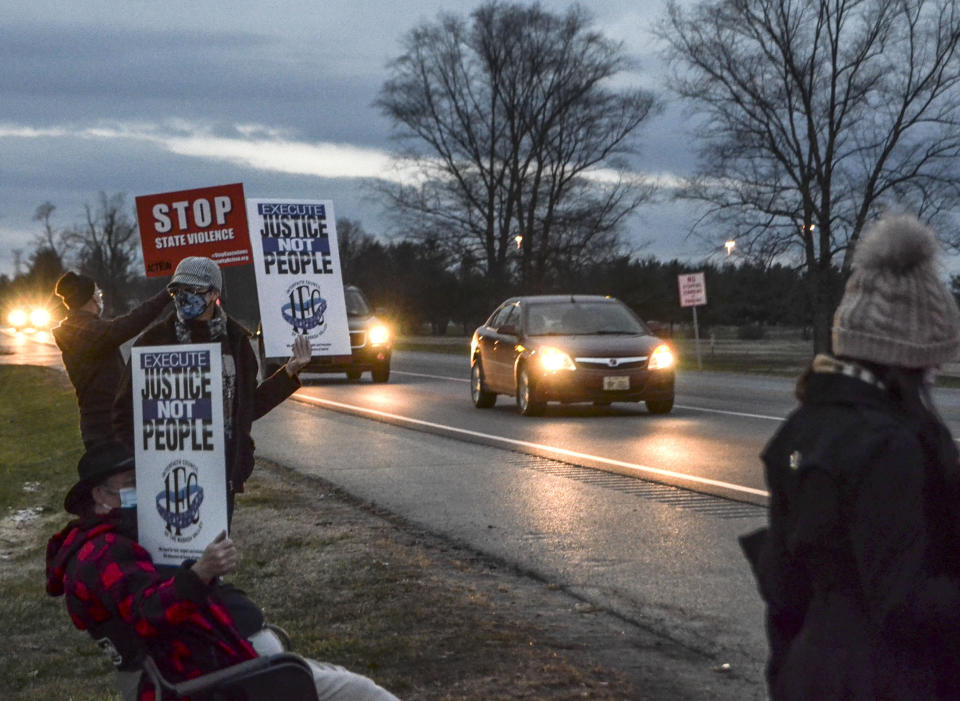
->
574 356 648 370
350 330 366 349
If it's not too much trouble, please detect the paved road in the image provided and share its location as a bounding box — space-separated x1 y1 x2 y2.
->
249 351 960 692
252 399 770 692
249 353 788 691
288 351 960 503
0 328 62 366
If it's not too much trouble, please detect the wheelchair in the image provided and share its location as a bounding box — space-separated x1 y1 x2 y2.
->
113 624 320 701
141 650 318 700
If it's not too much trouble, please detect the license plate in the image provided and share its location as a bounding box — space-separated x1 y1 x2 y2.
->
603 376 629 391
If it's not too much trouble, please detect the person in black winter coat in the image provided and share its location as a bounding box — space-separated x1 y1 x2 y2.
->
745 213 960 700
53 272 169 448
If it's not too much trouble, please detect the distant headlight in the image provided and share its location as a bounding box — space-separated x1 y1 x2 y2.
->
368 323 390 346
539 346 576 371
29 308 51 328
8 309 28 327
648 344 675 370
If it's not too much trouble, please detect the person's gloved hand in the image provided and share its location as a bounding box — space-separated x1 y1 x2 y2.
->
191 531 237 584
285 334 312 377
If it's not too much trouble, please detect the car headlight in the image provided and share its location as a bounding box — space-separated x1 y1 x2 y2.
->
8 309 27 327
538 346 576 371
648 344 675 370
368 323 390 346
29 308 51 328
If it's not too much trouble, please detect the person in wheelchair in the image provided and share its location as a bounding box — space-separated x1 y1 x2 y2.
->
45 441 400 700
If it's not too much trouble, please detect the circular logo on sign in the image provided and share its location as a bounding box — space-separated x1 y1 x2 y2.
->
155 459 205 542
281 280 327 339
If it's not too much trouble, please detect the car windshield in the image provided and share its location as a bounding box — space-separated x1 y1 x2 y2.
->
344 288 371 317
524 301 648 336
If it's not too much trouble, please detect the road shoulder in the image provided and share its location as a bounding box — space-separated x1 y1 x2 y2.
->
234 458 764 700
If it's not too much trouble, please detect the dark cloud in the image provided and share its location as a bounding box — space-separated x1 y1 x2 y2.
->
0 22 390 146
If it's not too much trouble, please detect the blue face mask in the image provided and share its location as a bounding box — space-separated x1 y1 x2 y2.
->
174 290 209 321
118 487 137 509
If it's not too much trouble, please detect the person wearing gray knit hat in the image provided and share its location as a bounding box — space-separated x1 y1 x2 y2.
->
745 217 960 699
114 254 311 525
832 212 960 368
165 256 224 324
167 255 223 294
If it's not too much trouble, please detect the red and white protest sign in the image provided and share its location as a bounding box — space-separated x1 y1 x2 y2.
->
136 183 252 278
678 272 707 307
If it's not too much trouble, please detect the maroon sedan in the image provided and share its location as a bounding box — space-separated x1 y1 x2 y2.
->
470 295 676 416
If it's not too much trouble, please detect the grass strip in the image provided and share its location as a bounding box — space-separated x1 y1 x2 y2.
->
0 365 107 699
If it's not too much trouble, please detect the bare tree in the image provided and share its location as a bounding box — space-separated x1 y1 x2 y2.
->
26 246 65 297
63 192 141 315
660 0 960 351
32 202 68 258
377 1 658 291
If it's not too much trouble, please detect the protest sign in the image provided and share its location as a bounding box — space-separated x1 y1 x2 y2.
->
132 343 228 566
136 183 252 277
246 198 350 358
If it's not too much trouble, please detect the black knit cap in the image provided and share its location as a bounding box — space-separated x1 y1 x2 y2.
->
55 271 96 310
64 441 135 515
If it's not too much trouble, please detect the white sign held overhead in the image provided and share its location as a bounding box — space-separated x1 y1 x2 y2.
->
247 198 351 358
678 272 707 308
132 343 228 567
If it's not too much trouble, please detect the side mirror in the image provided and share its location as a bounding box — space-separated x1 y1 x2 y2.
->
497 324 518 336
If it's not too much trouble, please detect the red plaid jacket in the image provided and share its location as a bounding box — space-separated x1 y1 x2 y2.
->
46 512 256 700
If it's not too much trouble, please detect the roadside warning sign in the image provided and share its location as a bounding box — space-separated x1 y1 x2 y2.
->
678 272 707 308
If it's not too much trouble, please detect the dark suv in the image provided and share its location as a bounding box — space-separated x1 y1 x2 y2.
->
258 284 392 382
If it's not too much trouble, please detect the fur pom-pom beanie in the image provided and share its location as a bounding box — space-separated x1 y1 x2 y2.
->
833 213 960 368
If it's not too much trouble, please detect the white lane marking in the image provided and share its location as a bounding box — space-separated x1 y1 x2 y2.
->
679 404 960 447
394 370 787 421
399 367 960 443
393 370 468 382
675 404 784 422
293 392 770 499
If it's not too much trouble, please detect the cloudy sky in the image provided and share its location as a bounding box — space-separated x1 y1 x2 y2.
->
0 0 708 279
